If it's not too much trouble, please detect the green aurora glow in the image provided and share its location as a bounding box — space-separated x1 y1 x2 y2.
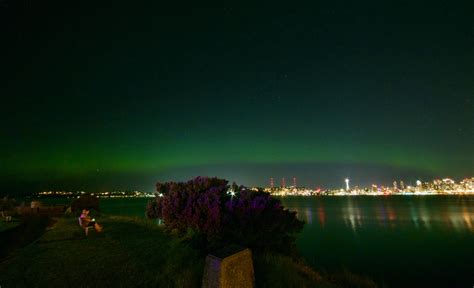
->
1 3 472 192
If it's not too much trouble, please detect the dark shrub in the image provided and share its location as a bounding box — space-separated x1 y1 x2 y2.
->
146 176 304 254
149 177 228 239
145 198 160 219
222 190 304 254
71 194 100 214
0 197 16 211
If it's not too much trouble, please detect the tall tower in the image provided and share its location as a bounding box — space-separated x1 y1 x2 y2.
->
281 177 286 188
293 177 297 187
270 177 274 188
345 178 350 191
416 180 422 191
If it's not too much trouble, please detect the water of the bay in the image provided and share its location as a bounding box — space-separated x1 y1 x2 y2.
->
279 195 474 287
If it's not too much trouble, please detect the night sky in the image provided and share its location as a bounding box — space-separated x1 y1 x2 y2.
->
1 2 473 194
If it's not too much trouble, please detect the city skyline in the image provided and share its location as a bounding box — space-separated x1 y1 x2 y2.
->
31 175 474 195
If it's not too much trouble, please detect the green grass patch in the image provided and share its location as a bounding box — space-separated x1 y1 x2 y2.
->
254 253 377 288
0 218 21 233
0 216 204 288
254 253 330 288
0 215 377 288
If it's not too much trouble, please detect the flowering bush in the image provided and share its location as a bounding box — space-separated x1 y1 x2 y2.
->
0 197 16 211
222 190 303 253
146 177 304 253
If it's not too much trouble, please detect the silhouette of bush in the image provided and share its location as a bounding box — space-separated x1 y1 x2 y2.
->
71 194 100 214
146 176 304 254
0 197 16 211
222 190 304 254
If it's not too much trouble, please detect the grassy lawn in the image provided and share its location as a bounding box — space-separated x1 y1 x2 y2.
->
0 218 21 233
0 215 375 288
0 216 204 287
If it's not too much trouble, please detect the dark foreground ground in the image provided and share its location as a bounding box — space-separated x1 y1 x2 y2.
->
0 215 376 288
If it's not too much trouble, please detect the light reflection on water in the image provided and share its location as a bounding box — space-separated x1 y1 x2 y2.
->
280 196 474 287
287 196 474 232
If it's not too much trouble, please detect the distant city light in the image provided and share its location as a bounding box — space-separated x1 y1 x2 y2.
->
227 189 236 198
263 177 474 197
35 176 474 199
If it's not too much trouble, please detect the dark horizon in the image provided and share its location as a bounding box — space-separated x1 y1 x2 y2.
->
1 2 473 195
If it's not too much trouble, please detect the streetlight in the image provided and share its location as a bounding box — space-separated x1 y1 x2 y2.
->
227 189 236 199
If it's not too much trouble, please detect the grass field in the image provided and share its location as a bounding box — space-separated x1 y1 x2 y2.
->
0 218 21 233
0 216 204 287
0 214 376 288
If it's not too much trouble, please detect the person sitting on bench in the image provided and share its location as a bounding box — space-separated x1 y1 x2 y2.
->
79 208 103 235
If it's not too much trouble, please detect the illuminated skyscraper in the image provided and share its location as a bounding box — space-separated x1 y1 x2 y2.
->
345 178 350 191
400 180 405 190
416 180 422 192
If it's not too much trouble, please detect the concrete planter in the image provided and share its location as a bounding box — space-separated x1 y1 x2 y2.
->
202 247 255 288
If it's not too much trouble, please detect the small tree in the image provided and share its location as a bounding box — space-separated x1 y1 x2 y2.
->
149 177 228 238
146 176 304 254
0 197 16 212
222 190 304 254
